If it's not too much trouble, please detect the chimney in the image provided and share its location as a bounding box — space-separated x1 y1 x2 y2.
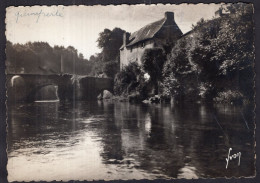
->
123 32 130 47
164 12 174 20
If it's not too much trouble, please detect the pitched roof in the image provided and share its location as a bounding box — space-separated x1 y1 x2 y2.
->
120 12 183 49
126 18 165 47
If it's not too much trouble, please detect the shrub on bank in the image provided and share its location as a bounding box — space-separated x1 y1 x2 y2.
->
213 90 244 104
114 61 152 101
114 62 140 95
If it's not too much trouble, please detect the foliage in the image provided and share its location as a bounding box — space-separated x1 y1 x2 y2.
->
89 53 104 77
213 90 244 104
90 27 128 78
142 48 165 81
97 28 126 62
162 3 254 103
6 41 92 75
141 48 166 94
114 62 148 97
162 37 199 101
103 61 119 78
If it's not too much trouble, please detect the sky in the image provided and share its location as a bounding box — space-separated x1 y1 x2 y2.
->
6 4 223 59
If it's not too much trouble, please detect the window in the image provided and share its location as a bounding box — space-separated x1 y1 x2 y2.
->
142 42 145 48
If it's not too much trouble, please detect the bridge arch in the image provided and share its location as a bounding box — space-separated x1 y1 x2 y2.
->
7 74 114 102
27 84 59 102
7 75 26 102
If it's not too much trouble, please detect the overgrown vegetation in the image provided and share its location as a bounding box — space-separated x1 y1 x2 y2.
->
115 3 254 104
114 61 152 101
162 36 199 101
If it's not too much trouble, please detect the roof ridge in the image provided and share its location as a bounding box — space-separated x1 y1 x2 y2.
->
129 18 165 39
126 18 166 47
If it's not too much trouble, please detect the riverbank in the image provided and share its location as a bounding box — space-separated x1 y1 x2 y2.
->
98 91 253 106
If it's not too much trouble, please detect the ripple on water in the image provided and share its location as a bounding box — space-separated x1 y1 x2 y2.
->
7 101 255 181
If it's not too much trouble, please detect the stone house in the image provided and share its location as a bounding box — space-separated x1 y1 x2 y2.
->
119 12 183 70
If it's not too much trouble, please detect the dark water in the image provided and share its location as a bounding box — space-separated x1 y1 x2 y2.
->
7 101 255 181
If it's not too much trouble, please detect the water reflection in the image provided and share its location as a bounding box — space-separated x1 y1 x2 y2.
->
7 101 255 181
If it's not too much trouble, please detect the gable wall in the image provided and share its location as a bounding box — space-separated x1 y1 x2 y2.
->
120 39 155 70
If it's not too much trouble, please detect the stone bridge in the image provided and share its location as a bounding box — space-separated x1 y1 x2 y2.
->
6 74 114 102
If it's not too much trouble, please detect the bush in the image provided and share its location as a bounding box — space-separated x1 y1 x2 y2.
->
103 61 119 78
161 37 199 102
198 82 216 101
114 62 150 99
114 62 141 95
214 90 244 104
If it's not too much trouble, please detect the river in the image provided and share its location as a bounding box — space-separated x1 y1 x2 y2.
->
7 101 255 181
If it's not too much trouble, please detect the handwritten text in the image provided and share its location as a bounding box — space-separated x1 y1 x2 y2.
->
15 8 64 23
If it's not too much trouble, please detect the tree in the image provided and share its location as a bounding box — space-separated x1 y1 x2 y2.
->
6 41 92 75
97 27 127 62
215 4 254 100
162 37 198 101
103 61 119 78
162 3 254 103
94 27 128 78
141 48 166 94
79 53 84 59
190 3 254 100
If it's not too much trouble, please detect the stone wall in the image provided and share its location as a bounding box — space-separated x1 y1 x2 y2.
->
120 39 154 69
